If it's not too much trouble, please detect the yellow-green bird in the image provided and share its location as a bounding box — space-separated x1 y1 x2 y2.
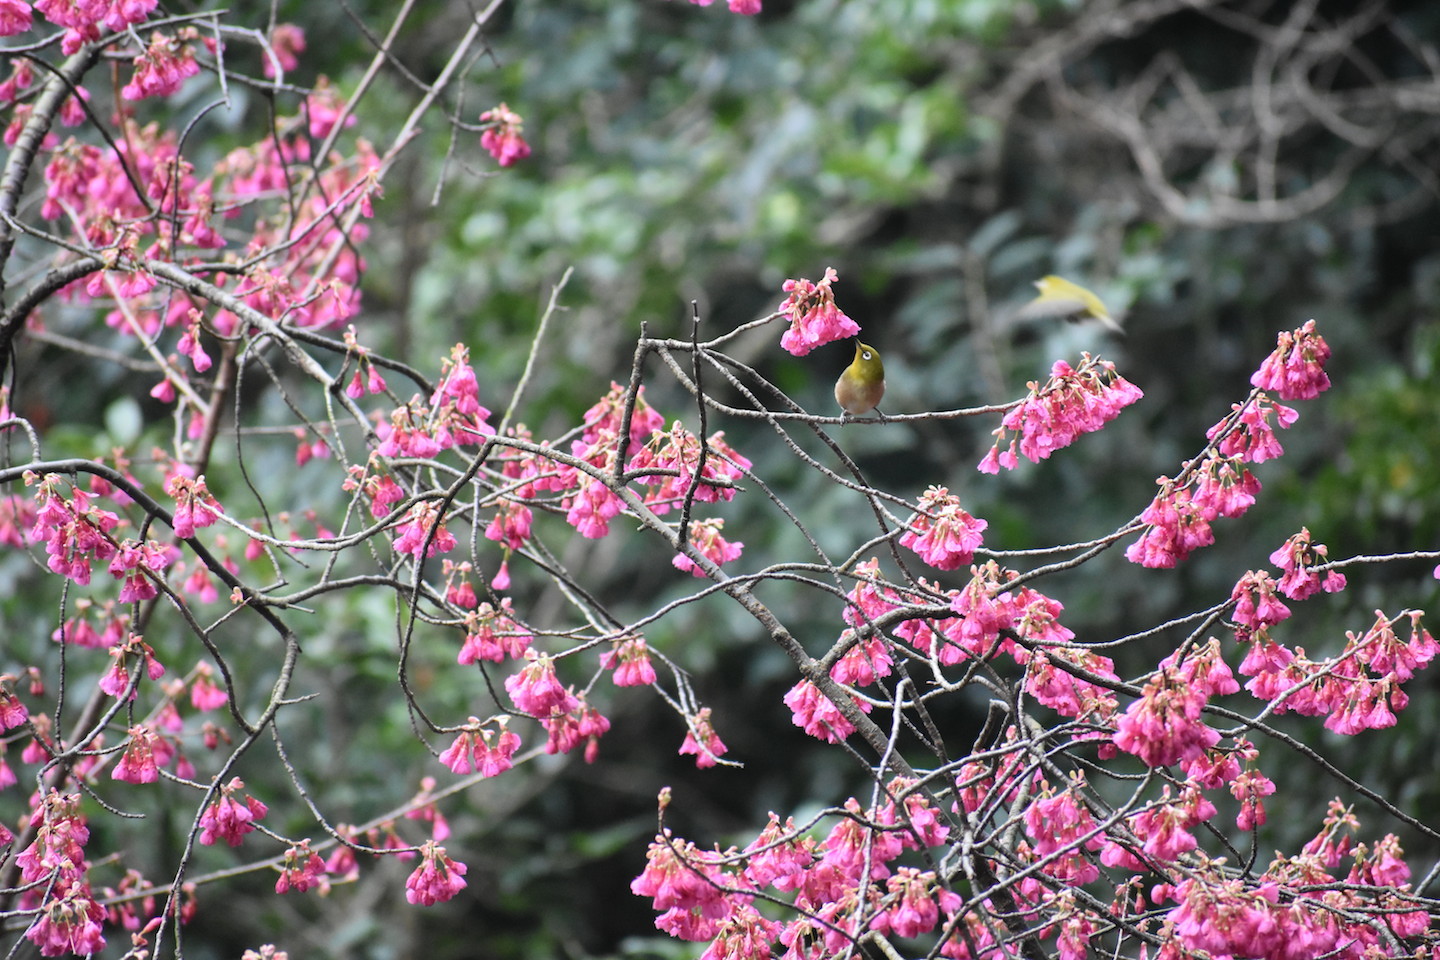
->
1018 275 1124 334
834 340 886 418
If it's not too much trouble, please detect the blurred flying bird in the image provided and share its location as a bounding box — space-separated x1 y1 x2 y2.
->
1017 275 1124 334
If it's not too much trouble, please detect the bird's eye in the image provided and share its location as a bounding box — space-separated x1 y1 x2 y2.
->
861 350 873 361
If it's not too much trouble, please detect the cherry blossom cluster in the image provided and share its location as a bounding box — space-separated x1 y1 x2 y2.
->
1155 814 1428 959
19 23 380 444
438 717 521 776
1238 605 1437 735
4 0 1438 955
198 778 268 848
647 618 1437 960
2 0 157 56
500 651 612 762
479 102 532 167
0 650 241 953
632 779 949 949
457 379 752 564
1127 323 1332 568
775 267 861 356
1250 318 1332 399
898 484 987 570
0 10 534 947
21 468 226 607
15 792 107 956
27 472 121 585
675 0 762 14
405 841 469 906
633 315 1440 959
122 29 202 101
782 558 1110 744
672 518 744 576
303 329 763 833
336 356 754 776
977 354 1143 472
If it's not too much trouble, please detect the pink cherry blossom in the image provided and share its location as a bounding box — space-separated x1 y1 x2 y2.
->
1023 647 1119 721
978 354 1142 471
899 485 987 570
0 0 33 35
829 631 893 687
165 473 223 540
122 32 200 101
565 473 625 539
275 841 328 895
458 599 532 664
1270 527 1346 600
600 635 658 686
1022 785 1101 884
305 77 355 140
540 699 609 761
1250 319 1332 399
112 725 161 784
1207 395 1297 463
631 832 736 942
391 501 458 557
1231 570 1291 628
484 499 533 550
479 103 532 166
776 268 860 357
1231 770 1276 830
263 24 306 78
741 813 814 889
98 635 165 701
25 881 107 957
782 679 863 743
198 778 267 847
673 518 744 576
1112 668 1220 767
504 653 578 717
438 718 521 777
637 424 751 514
189 663 228 711
870 868 960 938
1131 787 1213 861
30 475 121 585
0 675 28 730
678 707 727 768
404 841 468 905
1125 481 1215 568
579 381 666 458
105 0 159 30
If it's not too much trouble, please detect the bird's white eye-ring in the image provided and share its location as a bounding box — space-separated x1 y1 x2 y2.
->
861 349 873 361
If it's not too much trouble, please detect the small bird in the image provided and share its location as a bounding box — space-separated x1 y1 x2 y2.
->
1017 275 1124 334
834 340 886 418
